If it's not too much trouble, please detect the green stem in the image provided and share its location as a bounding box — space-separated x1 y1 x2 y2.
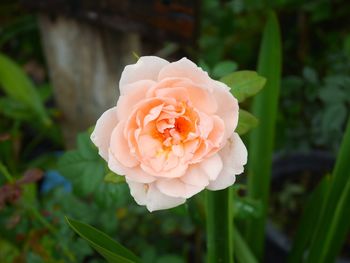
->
0 162 14 183
206 187 234 263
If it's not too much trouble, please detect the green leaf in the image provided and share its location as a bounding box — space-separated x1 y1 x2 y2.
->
288 175 330 263
104 173 125 184
321 104 347 132
199 59 211 73
77 132 99 160
244 11 282 260
0 53 51 125
234 196 263 220
66 217 140 263
0 97 33 120
58 150 105 195
58 131 125 206
221 71 266 102
306 119 350 263
236 110 259 135
233 225 258 263
212 61 238 79
156 255 185 263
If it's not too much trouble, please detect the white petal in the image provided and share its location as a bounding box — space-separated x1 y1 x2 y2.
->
90 107 118 160
212 87 239 139
107 149 127 175
158 57 211 86
207 133 247 190
157 178 205 198
126 181 186 212
116 80 156 121
109 122 139 167
125 167 156 183
119 56 169 94
181 165 209 187
146 184 186 212
199 153 223 181
126 179 147 206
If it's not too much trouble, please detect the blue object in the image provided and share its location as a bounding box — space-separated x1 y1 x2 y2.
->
40 170 72 193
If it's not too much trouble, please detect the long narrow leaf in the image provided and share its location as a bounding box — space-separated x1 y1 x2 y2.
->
306 119 350 263
0 53 51 125
234 225 258 263
66 217 140 263
288 175 330 263
244 10 282 260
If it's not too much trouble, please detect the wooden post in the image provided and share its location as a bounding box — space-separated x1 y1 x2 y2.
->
38 15 140 147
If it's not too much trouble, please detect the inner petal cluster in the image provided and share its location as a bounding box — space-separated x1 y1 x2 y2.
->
125 94 225 178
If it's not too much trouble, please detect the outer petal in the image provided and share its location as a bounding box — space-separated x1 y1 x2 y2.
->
90 107 118 160
110 121 139 167
140 162 188 178
125 167 156 183
126 180 186 212
147 184 186 212
108 149 128 175
119 56 169 93
181 165 209 187
156 178 205 198
212 86 239 139
116 80 156 121
158 58 212 87
199 153 223 181
207 133 247 190
126 179 147 206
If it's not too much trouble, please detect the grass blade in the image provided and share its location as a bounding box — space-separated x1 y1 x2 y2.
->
234 225 258 263
66 217 140 263
244 10 282 260
0 53 51 125
306 119 350 263
288 175 330 263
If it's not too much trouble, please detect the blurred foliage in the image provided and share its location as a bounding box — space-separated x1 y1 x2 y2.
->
0 0 350 262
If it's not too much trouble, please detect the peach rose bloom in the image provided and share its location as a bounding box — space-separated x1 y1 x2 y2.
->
91 56 247 212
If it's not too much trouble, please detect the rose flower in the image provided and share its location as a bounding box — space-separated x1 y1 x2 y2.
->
91 56 247 211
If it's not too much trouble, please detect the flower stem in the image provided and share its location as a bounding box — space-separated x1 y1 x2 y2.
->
206 187 234 263
0 162 14 183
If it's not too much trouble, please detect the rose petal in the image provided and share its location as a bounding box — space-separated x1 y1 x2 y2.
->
107 149 127 175
110 121 139 167
140 162 188 178
197 111 214 138
125 167 156 183
158 58 211 87
119 56 169 93
90 107 118 160
116 80 156 121
199 153 223 181
127 180 186 212
155 87 189 102
181 165 209 187
137 135 162 159
186 85 218 114
157 178 205 198
147 184 186 212
212 87 239 139
126 179 147 206
207 133 247 190
143 104 164 127
207 115 225 148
